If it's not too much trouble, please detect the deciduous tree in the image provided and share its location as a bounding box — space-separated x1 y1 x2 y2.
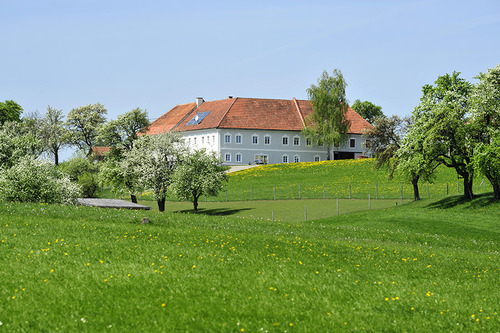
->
42 106 70 165
303 69 350 160
0 100 23 126
351 99 384 124
171 149 227 213
123 133 186 211
66 103 107 157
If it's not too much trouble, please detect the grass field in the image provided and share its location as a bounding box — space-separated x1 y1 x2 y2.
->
1 194 498 331
128 159 492 203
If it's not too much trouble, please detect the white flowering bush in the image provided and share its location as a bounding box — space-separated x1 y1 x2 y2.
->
0 156 81 204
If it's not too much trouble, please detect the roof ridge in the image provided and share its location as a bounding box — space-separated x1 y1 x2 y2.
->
293 97 305 127
216 97 238 128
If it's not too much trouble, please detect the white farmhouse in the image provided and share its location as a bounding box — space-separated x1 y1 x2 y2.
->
145 97 373 165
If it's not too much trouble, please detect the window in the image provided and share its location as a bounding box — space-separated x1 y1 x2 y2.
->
236 153 242 162
188 138 191 144
264 135 271 145
282 155 288 163
294 155 300 163
225 153 231 162
235 134 242 144
201 137 204 144
314 155 320 162
224 134 231 144
350 138 356 148
252 135 258 145
306 138 312 146
212 135 215 143
194 137 197 144
282 136 289 145
293 137 300 146
317 139 323 147
207 136 209 144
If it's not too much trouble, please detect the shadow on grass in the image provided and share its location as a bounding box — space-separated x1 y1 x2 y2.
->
425 192 496 209
175 207 254 217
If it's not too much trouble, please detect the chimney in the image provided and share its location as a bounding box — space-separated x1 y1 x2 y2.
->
228 96 233 99
196 97 204 107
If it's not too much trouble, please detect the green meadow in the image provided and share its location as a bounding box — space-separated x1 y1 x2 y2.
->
1 193 498 331
1 159 499 331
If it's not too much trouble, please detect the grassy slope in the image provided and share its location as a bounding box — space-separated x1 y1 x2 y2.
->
0 195 498 332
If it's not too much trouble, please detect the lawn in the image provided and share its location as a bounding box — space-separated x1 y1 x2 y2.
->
0 194 498 331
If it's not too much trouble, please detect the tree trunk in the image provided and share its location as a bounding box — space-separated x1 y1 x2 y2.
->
157 198 166 212
130 194 137 204
463 173 474 200
485 174 500 201
412 176 420 201
193 196 199 214
54 149 59 166
327 145 331 161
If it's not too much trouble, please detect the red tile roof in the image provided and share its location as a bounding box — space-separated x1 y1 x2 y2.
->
145 97 373 135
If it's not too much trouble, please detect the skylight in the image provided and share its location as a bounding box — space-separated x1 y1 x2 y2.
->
187 111 210 126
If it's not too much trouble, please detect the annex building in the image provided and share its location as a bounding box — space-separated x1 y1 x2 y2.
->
145 97 373 165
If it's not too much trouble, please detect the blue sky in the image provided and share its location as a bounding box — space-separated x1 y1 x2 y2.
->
1 0 499 124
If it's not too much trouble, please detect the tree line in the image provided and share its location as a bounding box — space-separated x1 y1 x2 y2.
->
363 65 499 201
0 103 227 212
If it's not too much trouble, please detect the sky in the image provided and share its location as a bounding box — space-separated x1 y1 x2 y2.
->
1 0 499 126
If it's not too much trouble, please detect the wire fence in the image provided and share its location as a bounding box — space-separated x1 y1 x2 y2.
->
99 177 492 203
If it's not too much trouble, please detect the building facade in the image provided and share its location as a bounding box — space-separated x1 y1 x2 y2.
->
146 97 372 165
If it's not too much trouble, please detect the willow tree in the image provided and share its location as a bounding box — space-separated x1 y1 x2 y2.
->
303 69 350 160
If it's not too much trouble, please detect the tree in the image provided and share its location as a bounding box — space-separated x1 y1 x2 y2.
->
413 72 475 199
303 69 350 160
470 64 500 200
41 106 70 165
123 133 186 211
98 107 150 151
363 115 409 171
351 99 384 124
171 149 228 213
0 100 23 126
0 121 43 169
98 152 142 203
66 103 107 157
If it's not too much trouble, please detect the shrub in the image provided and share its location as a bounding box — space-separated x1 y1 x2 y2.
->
78 172 99 198
0 157 81 204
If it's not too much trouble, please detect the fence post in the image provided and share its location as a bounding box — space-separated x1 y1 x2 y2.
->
349 182 352 199
446 182 449 195
272 210 274 221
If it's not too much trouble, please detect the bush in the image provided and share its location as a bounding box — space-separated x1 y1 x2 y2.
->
78 172 99 198
0 157 81 204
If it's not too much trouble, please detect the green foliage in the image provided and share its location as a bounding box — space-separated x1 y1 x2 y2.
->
66 103 107 156
41 106 70 165
470 64 500 200
408 71 475 199
58 157 100 198
0 121 44 169
0 100 23 126
171 149 228 213
304 69 350 159
123 133 186 211
0 197 498 331
351 99 384 124
0 157 81 204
